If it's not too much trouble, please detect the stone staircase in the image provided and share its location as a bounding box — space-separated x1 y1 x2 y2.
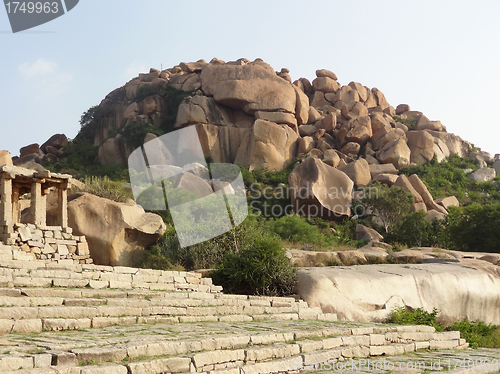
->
0 244 489 374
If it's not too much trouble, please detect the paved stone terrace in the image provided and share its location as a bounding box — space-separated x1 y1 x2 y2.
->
0 243 498 374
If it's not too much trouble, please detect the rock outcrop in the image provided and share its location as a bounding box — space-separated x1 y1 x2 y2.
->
288 157 353 219
66 193 166 267
53 57 472 176
296 260 500 325
15 58 480 221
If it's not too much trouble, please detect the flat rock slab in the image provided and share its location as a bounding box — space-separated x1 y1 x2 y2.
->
296 260 500 325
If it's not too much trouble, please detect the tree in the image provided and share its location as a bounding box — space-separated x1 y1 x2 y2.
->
362 183 413 233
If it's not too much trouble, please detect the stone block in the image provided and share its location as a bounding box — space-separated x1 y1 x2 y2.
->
77 242 90 256
370 334 386 346
12 319 43 334
81 364 128 374
72 347 127 365
53 278 89 288
48 350 78 367
18 226 32 242
0 356 34 371
34 353 53 368
127 357 191 374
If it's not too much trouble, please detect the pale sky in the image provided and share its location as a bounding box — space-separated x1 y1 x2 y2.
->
1 0 499 157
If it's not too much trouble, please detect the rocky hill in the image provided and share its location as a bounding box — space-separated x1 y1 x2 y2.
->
88 57 473 171
12 57 498 223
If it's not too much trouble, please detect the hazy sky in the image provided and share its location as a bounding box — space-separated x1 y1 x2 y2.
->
1 0 499 157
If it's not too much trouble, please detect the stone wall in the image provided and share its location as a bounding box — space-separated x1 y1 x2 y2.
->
11 223 92 264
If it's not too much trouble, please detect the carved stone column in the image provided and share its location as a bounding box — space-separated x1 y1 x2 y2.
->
57 187 68 228
30 181 46 227
0 176 13 234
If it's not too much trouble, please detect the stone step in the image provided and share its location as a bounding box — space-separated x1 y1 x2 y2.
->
0 323 470 373
0 310 338 334
0 262 220 293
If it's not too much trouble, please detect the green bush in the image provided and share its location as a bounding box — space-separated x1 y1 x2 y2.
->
267 214 333 246
134 85 161 102
386 211 447 248
362 183 414 232
393 115 418 130
144 215 266 271
77 176 131 203
158 85 192 133
446 203 500 252
121 121 164 148
398 155 478 202
210 231 297 296
446 320 500 349
389 308 500 349
44 140 129 181
388 307 442 331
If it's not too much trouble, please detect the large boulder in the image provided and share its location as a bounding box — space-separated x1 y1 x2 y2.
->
312 76 341 93
368 164 398 179
40 134 68 152
394 175 423 203
97 135 134 166
199 61 296 114
338 158 371 187
234 120 298 171
0 150 13 166
467 168 496 182
406 131 435 165
435 196 460 210
376 139 410 169
292 84 310 125
67 193 166 267
20 143 41 158
175 96 232 128
355 224 383 242
196 124 250 164
408 174 448 214
426 131 472 157
288 157 353 219
296 261 500 324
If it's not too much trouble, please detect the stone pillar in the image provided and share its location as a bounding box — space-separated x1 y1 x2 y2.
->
11 187 20 224
57 187 68 228
0 176 13 234
30 181 46 227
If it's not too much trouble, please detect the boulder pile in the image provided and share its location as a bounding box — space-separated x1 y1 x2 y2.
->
67 58 471 170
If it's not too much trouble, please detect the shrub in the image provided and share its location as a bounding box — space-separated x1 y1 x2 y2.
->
446 203 500 252
121 121 164 148
398 155 477 202
158 85 192 133
145 215 270 271
209 231 297 296
388 307 442 331
134 85 161 102
267 214 333 247
446 320 500 349
393 115 418 130
77 176 131 203
386 211 447 247
389 308 500 349
362 183 413 232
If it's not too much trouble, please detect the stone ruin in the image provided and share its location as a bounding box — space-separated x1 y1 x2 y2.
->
0 164 92 265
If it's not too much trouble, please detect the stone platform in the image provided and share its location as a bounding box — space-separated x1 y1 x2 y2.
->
0 243 497 374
